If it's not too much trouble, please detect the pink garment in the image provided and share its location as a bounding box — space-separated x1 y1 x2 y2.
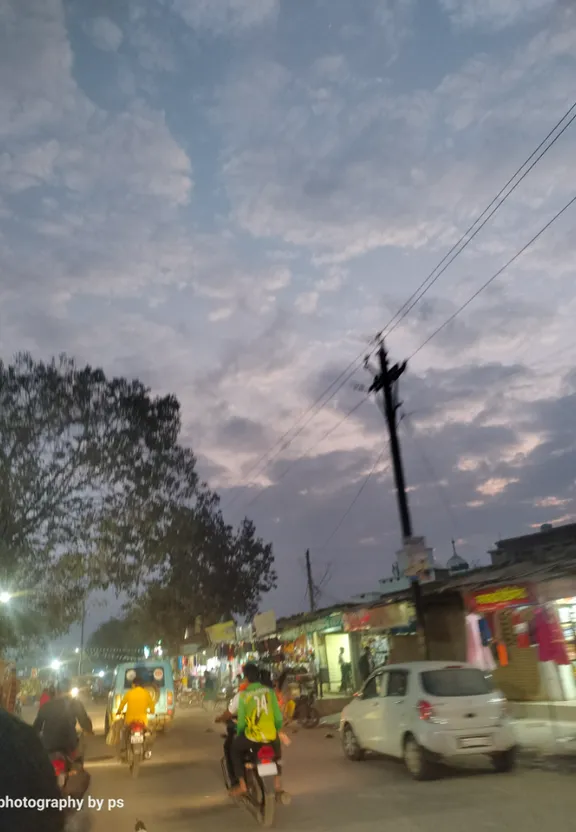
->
535 607 570 665
466 613 496 671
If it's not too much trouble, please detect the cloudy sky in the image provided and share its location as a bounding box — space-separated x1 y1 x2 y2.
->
2 0 576 629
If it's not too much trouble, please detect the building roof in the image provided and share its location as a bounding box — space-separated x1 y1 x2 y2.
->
493 522 576 551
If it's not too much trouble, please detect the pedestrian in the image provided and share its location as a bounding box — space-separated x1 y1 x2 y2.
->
358 645 372 683
3 667 20 715
203 670 216 704
339 647 346 692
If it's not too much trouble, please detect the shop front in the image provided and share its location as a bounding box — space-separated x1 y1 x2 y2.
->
278 610 350 695
344 601 416 686
464 582 576 701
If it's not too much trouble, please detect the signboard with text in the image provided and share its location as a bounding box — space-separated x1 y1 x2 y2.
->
343 603 413 632
206 620 237 644
253 610 277 638
470 585 532 613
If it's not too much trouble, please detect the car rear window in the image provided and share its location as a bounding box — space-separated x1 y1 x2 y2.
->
123 667 165 689
420 668 493 697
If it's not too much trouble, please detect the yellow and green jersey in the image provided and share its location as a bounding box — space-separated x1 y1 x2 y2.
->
236 683 283 743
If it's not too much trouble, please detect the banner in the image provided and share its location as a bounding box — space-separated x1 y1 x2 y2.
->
344 603 413 632
470 585 532 613
253 610 276 638
206 621 236 644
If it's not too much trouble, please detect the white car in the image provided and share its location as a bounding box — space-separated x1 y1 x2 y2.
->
340 661 517 780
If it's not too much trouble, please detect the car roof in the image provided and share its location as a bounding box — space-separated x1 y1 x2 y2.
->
372 661 477 673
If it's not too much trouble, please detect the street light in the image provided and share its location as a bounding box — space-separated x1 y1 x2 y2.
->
0 592 11 604
50 660 61 671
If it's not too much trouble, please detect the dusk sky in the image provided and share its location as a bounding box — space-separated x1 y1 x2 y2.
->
2 0 576 634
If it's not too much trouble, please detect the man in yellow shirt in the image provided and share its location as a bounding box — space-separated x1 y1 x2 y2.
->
116 677 156 753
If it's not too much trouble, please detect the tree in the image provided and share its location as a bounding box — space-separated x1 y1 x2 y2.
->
0 353 181 649
125 487 277 652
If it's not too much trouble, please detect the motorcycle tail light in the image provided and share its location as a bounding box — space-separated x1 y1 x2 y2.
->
257 745 276 763
131 722 146 732
52 758 66 778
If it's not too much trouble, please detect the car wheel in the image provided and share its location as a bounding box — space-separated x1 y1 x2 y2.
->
491 747 517 773
342 724 365 761
403 735 440 781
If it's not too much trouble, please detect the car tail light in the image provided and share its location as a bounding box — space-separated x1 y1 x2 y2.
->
168 708 173 716
257 745 276 763
418 700 434 721
51 758 66 778
167 691 173 706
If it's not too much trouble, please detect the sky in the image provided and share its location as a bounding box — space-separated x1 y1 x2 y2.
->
2 0 576 635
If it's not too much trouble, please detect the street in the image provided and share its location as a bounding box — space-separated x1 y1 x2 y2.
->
41 702 576 832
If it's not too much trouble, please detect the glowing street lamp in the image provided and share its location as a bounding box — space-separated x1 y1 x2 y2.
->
0 591 11 604
50 660 61 672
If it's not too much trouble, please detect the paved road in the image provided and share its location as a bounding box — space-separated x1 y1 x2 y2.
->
24 702 576 831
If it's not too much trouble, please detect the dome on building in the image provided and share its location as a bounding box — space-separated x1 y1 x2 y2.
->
447 540 469 573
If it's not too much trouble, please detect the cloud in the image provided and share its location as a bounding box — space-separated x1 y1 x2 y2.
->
84 16 124 51
171 0 279 34
440 0 557 32
3 0 576 620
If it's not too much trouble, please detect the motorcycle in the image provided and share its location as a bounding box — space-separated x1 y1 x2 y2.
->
49 746 90 822
220 721 289 828
120 720 152 778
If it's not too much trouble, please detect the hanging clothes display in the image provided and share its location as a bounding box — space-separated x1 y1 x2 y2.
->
535 607 570 665
466 613 496 671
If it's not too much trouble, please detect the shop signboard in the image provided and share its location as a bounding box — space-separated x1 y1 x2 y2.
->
303 612 343 635
253 610 276 638
470 584 532 613
206 620 236 645
398 536 435 584
344 603 413 632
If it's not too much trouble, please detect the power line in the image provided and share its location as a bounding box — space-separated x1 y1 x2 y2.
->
223 359 371 510
225 101 576 511
380 100 576 339
319 447 389 553
409 193 576 361
401 412 460 537
241 396 369 512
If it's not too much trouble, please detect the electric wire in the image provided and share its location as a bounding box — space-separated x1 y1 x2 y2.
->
408 193 576 361
318 447 389 554
381 100 576 338
241 396 369 511
222 359 372 510
401 412 460 538
225 101 576 512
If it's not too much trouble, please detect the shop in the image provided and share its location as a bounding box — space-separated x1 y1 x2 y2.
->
464 582 576 701
344 601 416 685
277 609 352 695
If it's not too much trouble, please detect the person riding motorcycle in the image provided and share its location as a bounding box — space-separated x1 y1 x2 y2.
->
229 663 283 797
1 708 66 831
33 678 93 760
215 671 250 789
115 676 156 753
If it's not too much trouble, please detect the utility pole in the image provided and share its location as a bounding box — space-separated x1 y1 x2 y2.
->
305 549 316 613
368 339 429 658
